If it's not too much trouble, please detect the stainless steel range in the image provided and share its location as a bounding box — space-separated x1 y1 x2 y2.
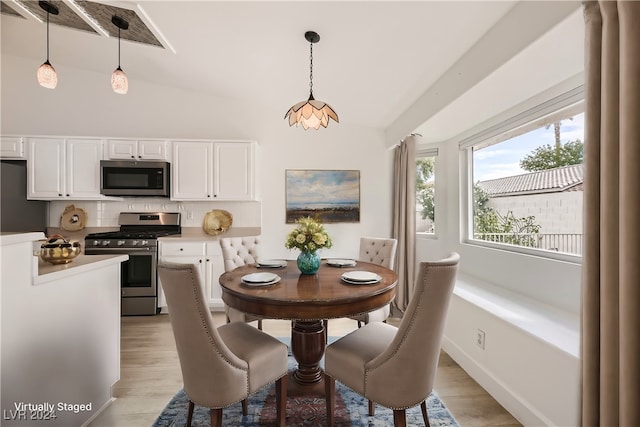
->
85 212 181 315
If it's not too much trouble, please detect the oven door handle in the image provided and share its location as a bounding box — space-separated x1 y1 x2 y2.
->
86 247 156 254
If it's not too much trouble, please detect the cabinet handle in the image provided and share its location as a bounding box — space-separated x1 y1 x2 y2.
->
130 155 135 159
66 194 70 197
207 195 211 198
199 259 203 263
58 193 62 196
206 258 210 262
179 248 184 251
138 156 142 159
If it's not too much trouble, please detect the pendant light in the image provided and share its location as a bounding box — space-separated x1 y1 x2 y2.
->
36 1 59 89
111 15 129 94
284 31 338 130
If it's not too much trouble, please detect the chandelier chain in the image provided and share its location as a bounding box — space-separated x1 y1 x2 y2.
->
309 42 313 95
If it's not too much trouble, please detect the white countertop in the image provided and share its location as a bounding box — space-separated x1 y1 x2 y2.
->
35 253 129 285
0 232 46 245
159 226 262 241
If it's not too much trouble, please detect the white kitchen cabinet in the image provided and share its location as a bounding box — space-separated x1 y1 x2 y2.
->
171 140 255 201
213 142 255 200
171 141 213 200
0 136 25 159
27 137 105 200
158 240 225 312
106 139 167 160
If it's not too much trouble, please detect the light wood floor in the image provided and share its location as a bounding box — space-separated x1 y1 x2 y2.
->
90 313 521 427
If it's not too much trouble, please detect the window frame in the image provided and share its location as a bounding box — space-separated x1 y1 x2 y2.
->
458 86 585 264
415 145 439 240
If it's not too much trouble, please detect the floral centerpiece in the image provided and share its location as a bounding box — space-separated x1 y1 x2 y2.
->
285 216 332 274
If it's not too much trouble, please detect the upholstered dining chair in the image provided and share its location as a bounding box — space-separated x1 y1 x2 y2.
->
350 236 398 327
324 252 460 427
158 262 288 427
219 236 263 330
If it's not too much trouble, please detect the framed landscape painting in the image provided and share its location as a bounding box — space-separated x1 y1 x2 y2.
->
286 170 360 223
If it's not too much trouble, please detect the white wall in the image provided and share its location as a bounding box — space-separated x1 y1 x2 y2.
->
1 54 393 260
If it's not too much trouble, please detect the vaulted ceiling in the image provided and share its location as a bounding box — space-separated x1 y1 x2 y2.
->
1 1 584 142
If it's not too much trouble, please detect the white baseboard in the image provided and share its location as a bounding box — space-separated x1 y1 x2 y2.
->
81 397 116 427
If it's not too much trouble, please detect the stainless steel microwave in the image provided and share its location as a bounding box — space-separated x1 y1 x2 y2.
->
100 160 170 197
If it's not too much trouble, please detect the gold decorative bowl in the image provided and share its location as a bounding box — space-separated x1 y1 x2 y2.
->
40 234 81 265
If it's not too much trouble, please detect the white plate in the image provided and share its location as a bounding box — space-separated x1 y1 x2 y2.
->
341 276 381 285
341 271 380 282
241 272 279 283
257 259 288 268
242 275 281 287
326 258 357 267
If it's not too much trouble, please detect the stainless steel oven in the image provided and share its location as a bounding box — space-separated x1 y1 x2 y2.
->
84 212 181 315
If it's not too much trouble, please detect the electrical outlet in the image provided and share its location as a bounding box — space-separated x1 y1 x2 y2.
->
476 329 486 350
187 211 194 220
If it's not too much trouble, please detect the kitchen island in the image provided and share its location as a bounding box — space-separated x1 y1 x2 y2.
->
1 232 127 427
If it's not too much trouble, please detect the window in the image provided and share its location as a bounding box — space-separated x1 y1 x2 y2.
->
461 89 584 257
416 148 437 235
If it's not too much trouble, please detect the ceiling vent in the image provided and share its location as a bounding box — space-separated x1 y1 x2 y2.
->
2 0 170 50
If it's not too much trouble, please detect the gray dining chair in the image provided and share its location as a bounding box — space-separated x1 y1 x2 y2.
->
325 236 397 339
219 236 263 330
351 236 398 326
158 262 288 427
324 252 460 427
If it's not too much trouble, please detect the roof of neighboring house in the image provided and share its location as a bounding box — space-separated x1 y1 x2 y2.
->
477 164 584 197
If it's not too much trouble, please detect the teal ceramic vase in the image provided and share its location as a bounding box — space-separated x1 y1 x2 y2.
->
297 251 320 274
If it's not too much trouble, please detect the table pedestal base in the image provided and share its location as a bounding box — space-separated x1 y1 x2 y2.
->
291 320 326 385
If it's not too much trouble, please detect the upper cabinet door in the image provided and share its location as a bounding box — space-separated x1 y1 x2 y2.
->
0 136 24 159
28 138 65 198
106 139 167 160
137 140 167 160
213 142 255 200
171 141 213 200
66 139 103 198
106 139 137 159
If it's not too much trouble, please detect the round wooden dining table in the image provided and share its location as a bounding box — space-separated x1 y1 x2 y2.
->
219 260 397 386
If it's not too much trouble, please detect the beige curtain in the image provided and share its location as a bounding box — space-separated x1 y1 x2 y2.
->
391 135 417 313
582 2 640 426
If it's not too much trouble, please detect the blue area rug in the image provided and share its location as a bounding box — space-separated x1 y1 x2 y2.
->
152 338 460 426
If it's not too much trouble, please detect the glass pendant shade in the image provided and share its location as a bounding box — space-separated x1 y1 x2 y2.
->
37 60 57 89
111 66 128 94
285 96 339 130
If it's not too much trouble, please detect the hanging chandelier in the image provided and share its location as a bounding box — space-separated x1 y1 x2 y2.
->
36 1 59 89
284 31 338 130
111 15 129 94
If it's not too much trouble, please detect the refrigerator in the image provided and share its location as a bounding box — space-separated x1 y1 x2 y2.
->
0 160 48 233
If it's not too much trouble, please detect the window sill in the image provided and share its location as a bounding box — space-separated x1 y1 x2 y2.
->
454 273 580 358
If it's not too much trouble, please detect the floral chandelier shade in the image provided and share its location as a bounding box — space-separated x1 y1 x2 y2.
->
36 1 59 89
284 31 339 130
111 15 129 94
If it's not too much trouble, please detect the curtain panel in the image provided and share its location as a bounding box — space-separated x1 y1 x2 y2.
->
582 2 640 426
392 135 417 313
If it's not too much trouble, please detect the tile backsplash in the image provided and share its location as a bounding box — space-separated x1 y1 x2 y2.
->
49 199 261 228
